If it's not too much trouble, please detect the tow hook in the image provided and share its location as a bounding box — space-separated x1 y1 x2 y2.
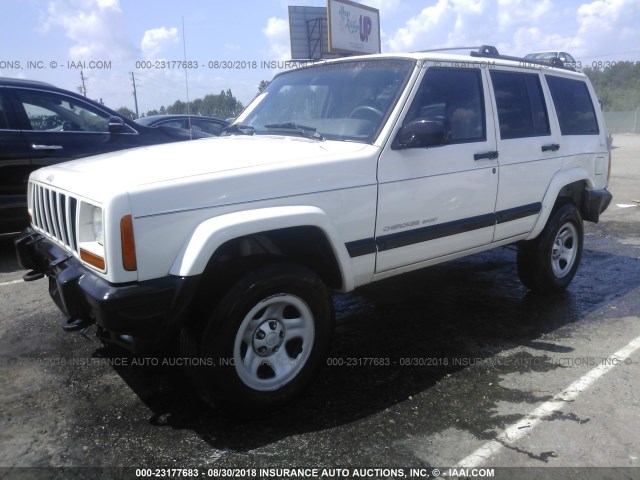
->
23 270 45 282
60 317 95 332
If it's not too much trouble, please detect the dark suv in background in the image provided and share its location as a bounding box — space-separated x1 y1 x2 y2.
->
136 114 228 136
0 78 210 234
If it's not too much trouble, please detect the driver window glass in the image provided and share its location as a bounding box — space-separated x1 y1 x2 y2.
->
405 67 486 143
16 89 109 132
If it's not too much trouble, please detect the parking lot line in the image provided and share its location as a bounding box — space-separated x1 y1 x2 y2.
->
456 334 640 468
0 279 23 287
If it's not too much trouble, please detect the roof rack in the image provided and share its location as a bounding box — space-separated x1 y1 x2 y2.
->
470 45 575 71
414 46 481 53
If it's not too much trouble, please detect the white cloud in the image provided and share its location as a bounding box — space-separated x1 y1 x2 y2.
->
95 0 120 10
41 0 137 61
141 27 179 59
387 0 511 52
568 0 640 60
367 0 401 11
263 17 290 61
496 0 553 29
387 0 452 51
385 0 639 62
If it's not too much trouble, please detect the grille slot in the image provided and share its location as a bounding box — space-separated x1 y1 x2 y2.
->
30 183 79 254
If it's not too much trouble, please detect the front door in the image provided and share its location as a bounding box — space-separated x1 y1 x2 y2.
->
10 87 142 170
376 65 499 273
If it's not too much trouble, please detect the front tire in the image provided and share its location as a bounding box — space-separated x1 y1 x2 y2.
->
182 263 333 415
517 203 584 294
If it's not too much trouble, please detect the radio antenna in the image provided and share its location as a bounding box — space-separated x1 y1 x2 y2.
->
182 16 193 138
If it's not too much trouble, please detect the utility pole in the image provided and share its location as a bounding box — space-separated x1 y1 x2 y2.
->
130 72 139 119
79 71 88 97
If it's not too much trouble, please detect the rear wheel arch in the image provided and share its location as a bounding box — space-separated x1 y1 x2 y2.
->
527 170 593 241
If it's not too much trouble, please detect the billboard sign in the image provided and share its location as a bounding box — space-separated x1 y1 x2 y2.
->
289 6 331 60
327 0 381 55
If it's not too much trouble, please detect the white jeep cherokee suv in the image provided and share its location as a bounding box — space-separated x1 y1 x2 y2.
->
16 46 612 414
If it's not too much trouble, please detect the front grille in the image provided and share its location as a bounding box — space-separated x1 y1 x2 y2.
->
30 182 79 253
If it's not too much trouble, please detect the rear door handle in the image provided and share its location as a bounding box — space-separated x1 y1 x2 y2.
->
541 144 560 152
32 144 63 150
474 151 499 161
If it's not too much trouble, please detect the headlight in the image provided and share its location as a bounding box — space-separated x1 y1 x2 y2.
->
78 202 106 271
92 206 104 246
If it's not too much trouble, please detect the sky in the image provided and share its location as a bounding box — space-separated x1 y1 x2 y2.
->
1 0 639 115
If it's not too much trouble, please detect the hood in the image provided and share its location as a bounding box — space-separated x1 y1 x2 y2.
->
30 135 372 202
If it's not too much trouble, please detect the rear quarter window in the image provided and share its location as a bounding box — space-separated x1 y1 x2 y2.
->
545 75 599 135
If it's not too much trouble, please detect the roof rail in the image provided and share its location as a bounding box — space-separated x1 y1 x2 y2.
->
470 45 575 71
414 46 481 53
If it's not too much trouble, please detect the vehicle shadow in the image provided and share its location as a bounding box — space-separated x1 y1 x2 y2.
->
104 236 640 453
0 234 22 276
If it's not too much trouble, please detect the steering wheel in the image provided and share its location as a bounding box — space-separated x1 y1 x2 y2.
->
349 105 383 121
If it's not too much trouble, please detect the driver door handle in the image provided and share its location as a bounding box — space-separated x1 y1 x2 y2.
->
541 143 560 152
474 150 499 161
32 144 63 150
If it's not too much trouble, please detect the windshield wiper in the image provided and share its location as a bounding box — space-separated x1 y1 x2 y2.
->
264 122 324 140
221 123 255 136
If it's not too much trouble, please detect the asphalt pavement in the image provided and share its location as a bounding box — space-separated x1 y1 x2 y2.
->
0 135 639 480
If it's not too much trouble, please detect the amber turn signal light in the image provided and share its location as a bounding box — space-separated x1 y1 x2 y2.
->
120 215 137 271
80 248 106 270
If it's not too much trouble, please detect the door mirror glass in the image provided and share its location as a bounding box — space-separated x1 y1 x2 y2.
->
392 117 451 150
108 116 126 134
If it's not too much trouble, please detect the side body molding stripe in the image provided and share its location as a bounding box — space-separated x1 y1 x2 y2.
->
346 202 542 258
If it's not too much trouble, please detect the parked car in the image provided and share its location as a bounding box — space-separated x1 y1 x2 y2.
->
136 114 228 136
525 51 579 68
16 46 612 415
0 78 209 233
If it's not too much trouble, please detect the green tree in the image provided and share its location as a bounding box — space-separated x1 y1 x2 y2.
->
159 92 244 118
116 106 136 119
583 63 640 111
258 80 270 93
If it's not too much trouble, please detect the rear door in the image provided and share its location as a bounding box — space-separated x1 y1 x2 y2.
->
375 65 499 273
487 69 562 242
0 89 31 231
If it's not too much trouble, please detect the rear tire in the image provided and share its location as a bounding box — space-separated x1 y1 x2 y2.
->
181 263 333 416
517 203 583 294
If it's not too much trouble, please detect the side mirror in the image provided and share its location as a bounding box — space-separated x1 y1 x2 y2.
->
108 116 126 134
392 117 451 150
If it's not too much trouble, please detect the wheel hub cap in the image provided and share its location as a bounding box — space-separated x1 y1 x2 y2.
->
551 223 578 278
253 319 285 356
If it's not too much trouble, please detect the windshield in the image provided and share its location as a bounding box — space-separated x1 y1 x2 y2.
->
235 59 414 143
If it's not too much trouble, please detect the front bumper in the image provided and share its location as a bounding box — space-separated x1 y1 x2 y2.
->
15 228 200 352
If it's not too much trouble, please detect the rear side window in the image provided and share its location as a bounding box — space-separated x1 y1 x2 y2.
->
545 76 599 135
0 94 9 129
490 71 550 139
405 68 486 143
193 119 225 135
